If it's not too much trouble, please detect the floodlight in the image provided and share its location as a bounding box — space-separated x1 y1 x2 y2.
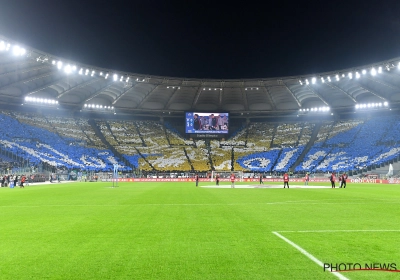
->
362 69 366 74
378 66 382 73
64 65 72 74
356 72 360 79
57 61 63 69
305 79 309 85
384 101 388 106
84 104 87 107
113 74 118 81
311 77 316 84
379 103 382 107
12 45 20 56
0 41 5 51
348 72 353 79
72 65 77 71
126 77 130 82
327 76 331 82
100 105 103 108
370 68 376 76
79 68 83 75
96 105 99 108
336 74 340 81
299 80 303 85
355 104 359 109
306 108 309 111
321 77 325 83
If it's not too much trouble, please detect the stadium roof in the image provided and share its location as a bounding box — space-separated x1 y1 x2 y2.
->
0 34 399 117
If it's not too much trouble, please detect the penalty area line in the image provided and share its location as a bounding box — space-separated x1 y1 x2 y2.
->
272 231 349 280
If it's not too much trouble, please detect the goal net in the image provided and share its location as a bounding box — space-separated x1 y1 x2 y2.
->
211 170 243 182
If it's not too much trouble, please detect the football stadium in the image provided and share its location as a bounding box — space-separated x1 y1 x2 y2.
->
1 11 400 279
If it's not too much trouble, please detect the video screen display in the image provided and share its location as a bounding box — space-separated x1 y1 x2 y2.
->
185 112 229 134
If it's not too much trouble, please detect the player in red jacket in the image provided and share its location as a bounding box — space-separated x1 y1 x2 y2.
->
339 172 348 188
283 173 289 188
330 172 336 188
230 173 235 188
304 173 309 186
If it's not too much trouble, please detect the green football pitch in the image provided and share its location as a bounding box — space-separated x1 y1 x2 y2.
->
1 181 399 279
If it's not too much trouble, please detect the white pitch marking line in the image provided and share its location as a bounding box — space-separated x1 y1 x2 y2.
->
277 229 400 233
272 231 349 280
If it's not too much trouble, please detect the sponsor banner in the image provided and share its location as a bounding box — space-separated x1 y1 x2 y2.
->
100 178 398 184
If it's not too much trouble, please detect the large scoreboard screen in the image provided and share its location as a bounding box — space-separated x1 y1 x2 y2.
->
185 112 229 134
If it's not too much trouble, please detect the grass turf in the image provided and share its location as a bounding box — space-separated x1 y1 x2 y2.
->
0 181 399 279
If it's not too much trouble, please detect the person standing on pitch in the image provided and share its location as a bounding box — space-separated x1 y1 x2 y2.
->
195 174 199 187
230 173 235 188
304 172 309 186
259 173 264 184
330 172 336 188
283 173 289 188
215 173 220 186
340 172 348 188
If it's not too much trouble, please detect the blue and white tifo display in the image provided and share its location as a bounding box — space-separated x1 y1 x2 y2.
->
185 112 229 134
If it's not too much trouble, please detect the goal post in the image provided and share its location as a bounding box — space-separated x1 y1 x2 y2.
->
211 170 243 182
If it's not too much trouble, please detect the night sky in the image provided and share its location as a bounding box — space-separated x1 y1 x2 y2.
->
0 0 399 79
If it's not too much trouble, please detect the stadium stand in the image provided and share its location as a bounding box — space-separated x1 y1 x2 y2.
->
2 106 400 176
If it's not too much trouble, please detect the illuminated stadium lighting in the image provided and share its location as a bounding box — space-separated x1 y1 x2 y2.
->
378 66 382 73
52 60 56 65
355 102 389 110
64 65 72 74
0 41 5 51
105 73 109 79
336 74 340 81
362 69 367 75
348 72 353 79
91 70 95 77
113 74 118 81
79 68 83 75
120 76 123 82
327 76 331 82
311 77 316 84
305 79 309 85
342 74 345 78
57 61 63 70
12 45 26 56
126 77 130 82
6 43 10 51
398 62 400 70
100 72 103 76
370 67 377 76
355 72 360 79
299 80 303 85
72 65 77 71
24 96 58 105
321 77 325 83
300 106 330 114
83 104 115 111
